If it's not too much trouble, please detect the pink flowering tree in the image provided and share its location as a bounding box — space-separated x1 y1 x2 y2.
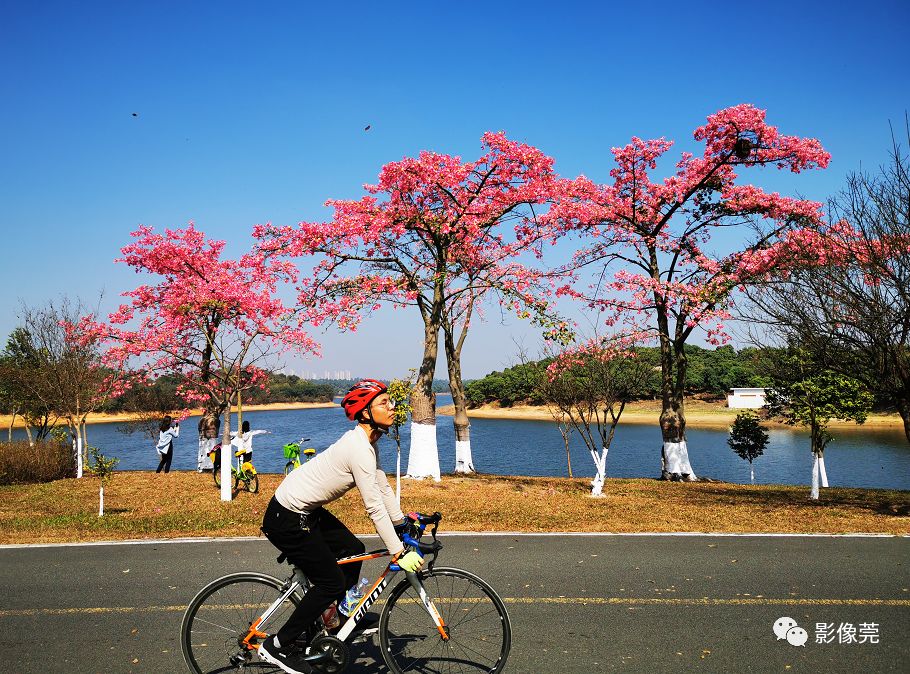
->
550 105 833 480
255 133 571 478
84 224 320 498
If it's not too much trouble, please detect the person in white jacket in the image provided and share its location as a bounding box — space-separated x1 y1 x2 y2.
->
231 420 270 463
258 379 425 674
155 416 179 474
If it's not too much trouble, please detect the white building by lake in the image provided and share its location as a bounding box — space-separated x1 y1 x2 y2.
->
727 387 767 409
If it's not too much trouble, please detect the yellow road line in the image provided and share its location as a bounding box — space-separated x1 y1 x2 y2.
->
503 597 910 606
1 597 908 618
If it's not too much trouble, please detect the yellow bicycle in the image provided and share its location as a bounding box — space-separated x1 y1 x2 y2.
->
212 447 259 493
283 437 316 474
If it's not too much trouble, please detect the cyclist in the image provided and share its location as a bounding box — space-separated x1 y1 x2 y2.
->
258 379 425 674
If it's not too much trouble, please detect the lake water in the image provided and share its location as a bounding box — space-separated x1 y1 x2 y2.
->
17 405 910 490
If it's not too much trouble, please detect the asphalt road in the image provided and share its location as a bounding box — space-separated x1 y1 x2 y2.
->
1 534 907 673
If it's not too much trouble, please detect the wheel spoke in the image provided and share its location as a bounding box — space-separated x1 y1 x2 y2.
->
381 568 510 674
181 573 299 674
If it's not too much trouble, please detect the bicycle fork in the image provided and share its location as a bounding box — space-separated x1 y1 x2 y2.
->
405 571 450 641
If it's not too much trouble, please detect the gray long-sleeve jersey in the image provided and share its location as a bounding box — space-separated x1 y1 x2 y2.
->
274 426 406 555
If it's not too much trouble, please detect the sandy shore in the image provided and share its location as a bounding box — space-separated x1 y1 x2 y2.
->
436 400 906 430
0 401 339 429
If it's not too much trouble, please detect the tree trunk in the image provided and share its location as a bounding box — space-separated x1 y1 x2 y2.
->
810 452 820 500
657 324 696 481
80 422 89 475
818 453 829 488
897 398 910 444
197 411 219 472
443 324 473 474
220 396 233 501
809 421 829 488
563 431 573 478
24 424 34 447
98 484 104 517
75 433 83 478
589 445 608 496
659 404 696 480
406 321 441 481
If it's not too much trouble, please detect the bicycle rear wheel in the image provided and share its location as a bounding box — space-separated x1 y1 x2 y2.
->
180 572 299 674
247 473 260 493
379 567 511 674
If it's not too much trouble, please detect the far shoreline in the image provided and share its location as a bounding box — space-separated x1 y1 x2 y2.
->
436 402 906 431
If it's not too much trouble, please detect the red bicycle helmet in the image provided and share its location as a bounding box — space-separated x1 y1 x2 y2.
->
341 379 388 421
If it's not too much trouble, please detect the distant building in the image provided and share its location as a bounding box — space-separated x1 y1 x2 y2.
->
727 388 767 409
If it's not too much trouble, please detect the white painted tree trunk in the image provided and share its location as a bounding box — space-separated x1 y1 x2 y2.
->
750 464 755 484
818 454 829 488
220 442 232 501
589 446 609 497
406 422 441 481
396 448 401 507
454 440 474 474
98 484 104 517
810 454 820 500
76 435 84 478
198 437 215 472
662 440 697 480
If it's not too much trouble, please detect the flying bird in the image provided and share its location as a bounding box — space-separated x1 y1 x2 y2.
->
364 124 371 131
131 112 139 117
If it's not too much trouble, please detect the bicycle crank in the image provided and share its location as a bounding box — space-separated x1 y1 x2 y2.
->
306 635 350 673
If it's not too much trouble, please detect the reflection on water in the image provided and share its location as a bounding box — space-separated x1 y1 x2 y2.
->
15 407 909 490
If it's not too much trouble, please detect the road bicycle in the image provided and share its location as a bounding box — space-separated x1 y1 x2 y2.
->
212 447 259 493
283 437 316 474
180 511 511 673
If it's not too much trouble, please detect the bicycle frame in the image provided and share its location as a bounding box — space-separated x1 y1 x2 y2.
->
242 529 447 654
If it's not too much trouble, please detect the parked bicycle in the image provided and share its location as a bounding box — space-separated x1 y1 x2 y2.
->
283 437 316 474
180 511 511 673
212 446 259 493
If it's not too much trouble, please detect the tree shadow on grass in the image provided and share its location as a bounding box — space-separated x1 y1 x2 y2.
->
689 484 910 517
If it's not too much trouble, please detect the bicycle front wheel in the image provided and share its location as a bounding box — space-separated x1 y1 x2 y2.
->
380 567 511 674
247 474 260 493
180 572 300 674
284 461 295 476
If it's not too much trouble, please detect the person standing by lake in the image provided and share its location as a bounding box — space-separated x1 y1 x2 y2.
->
155 416 180 474
231 420 269 463
231 421 272 461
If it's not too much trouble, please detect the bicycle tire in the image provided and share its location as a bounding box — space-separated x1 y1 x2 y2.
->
213 468 221 488
248 473 259 493
180 572 300 674
379 566 511 674
284 461 295 476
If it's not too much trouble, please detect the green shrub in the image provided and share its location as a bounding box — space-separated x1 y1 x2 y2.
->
0 440 76 485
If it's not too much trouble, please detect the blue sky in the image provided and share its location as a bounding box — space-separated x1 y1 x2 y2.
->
2 0 908 379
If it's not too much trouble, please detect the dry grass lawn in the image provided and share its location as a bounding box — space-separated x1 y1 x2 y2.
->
1 471 907 545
